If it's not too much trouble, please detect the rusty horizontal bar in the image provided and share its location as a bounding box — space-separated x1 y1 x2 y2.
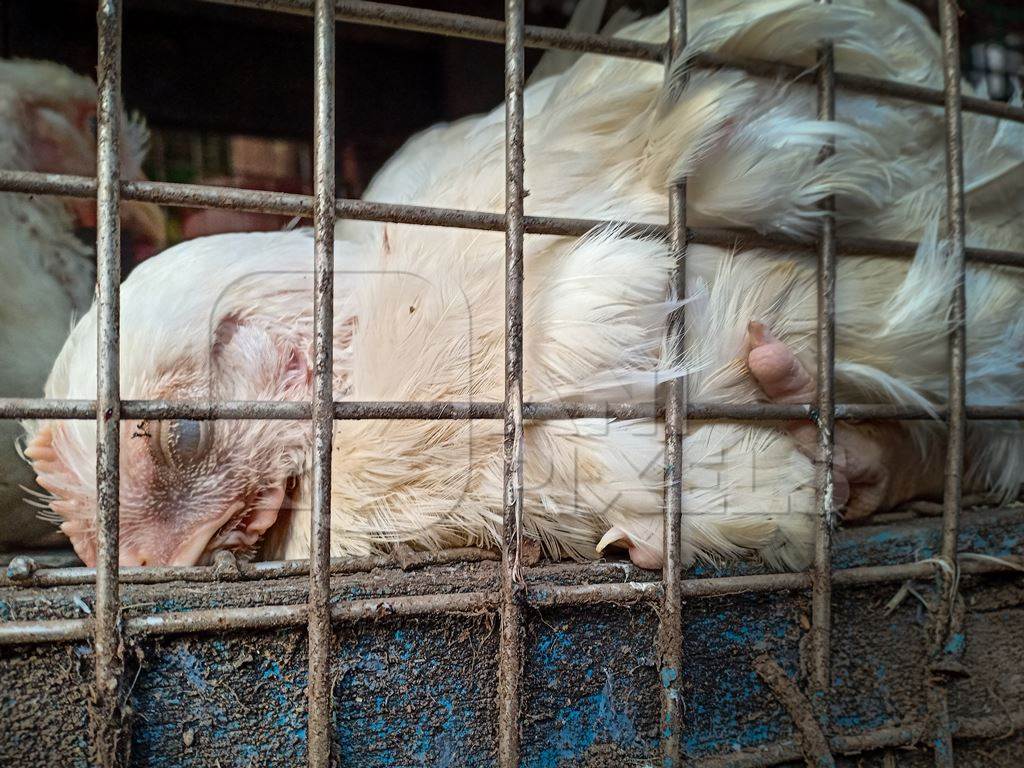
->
0 591 497 645
201 0 665 61
0 547 499 588
4 397 1023 422
950 706 1024 741
693 226 1024 269
2 170 1022 268
692 51 1024 125
0 399 74 418
842 70 1024 123
2 554 1020 645
677 571 811 597
677 554 1022 592
136 590 495 637
329 589 495 622
693 722 919 768
693 706 1024 768
190 0 1024 125
14 545 1001 593
131 602 305 635
0 617 95 644
528 580 662 607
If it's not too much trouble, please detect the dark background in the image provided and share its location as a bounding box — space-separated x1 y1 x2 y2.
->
2 0 1022 197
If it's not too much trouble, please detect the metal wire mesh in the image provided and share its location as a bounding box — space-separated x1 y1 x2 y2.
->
91 3 126 763
497 2 527 764
809 0 837 710
660 3 688 762
307 0 338 762
0 0 1022 765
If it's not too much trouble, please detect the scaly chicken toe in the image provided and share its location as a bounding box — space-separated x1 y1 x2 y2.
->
745 321 943 522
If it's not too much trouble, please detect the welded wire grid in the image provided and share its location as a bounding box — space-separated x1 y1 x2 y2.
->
307 0 337 762
659 1 691 762
1 0 1024 766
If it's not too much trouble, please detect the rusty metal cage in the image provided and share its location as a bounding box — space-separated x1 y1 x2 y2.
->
1 0 1024 766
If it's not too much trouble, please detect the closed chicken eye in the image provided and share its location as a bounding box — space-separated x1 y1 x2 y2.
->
150 419 213 471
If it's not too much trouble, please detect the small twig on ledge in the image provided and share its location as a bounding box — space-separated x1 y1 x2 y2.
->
901 494 1001 517
754 654 836 768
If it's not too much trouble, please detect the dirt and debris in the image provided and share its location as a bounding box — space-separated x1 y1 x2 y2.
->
0 508 1021 766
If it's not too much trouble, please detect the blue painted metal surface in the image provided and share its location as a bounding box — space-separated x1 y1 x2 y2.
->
1 507 1022 766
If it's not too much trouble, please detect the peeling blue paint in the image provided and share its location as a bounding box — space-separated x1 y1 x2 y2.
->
526 669 643 767
944 632 966 656
4 510 1022 766
334 624 490 767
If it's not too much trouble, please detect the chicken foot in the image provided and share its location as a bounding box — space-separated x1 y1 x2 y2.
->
745 321 946 521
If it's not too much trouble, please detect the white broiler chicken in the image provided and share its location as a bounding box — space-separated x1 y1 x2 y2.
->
1 60 165 549
23 0 1024 570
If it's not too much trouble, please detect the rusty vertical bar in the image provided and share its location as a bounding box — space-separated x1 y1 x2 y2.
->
661 2 687 766
497 0 526 765
810 2 837 703
930 2 967 767
91 1 126 766
307 0 336 765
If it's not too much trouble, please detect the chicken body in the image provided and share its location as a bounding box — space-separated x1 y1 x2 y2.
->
26 0 1024 569
1 60 164 548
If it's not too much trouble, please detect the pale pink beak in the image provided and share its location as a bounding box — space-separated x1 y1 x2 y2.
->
26 425 286 568
114 483 286 567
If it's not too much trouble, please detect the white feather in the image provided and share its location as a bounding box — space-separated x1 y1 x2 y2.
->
32 0 1024 569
